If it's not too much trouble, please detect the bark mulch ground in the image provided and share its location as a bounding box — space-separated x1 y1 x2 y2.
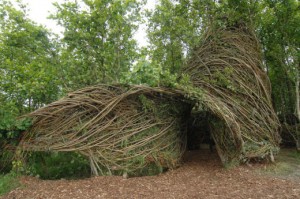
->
2 150 300 199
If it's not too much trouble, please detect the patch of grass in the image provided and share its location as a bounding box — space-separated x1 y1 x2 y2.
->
258 149 300 180
265 162 294 175
285 150 300 161
0 172 20 196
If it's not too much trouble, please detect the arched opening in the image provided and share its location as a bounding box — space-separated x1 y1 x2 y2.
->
186 110 215 152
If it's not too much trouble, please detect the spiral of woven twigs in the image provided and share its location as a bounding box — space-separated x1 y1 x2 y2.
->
19 24 281 174
181 25 281 164
20 85 190 175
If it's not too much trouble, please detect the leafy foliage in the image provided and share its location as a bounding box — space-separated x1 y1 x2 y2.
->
0 1 60 112
258 0 299 114
25 152 90 180
51 0 143 89
146 0 203 74
125 51 178 87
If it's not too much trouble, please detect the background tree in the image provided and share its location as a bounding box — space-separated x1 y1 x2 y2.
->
0 1 60 167
51 0 142 90
257 0 299 148
0 0 60 134
258 0 299 116
146 0 204 75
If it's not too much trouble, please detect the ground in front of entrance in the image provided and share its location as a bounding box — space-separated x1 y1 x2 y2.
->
2 149 300 199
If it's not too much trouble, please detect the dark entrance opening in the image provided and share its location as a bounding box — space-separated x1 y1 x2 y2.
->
186 111 215 152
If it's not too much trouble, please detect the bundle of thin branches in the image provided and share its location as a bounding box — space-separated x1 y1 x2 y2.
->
20 85 190 175
18 23 281 174
181 24 281 164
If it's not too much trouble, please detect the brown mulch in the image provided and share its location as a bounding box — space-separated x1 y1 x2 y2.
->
2 150 300 199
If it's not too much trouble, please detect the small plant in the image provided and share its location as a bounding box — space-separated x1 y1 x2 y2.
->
26 152 91 180
0 172 20 196
139 94 157 114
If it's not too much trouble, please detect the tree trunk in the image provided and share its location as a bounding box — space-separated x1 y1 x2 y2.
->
296 66 299 151
296 66 300 123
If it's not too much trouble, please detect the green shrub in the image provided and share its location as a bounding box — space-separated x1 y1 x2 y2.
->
0 172 20 196
0 151 14 173
26 152 91 180
0 117 32 175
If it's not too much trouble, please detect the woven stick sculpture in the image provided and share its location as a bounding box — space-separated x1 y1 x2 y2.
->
181 24 281 164
20 85 190 175
19 23 281 175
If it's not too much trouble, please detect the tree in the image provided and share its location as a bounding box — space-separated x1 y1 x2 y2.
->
0 0 60 113
51 0 142 90
258 0 298 113
146 0 205 74
257 0 299 148
0 0 60 150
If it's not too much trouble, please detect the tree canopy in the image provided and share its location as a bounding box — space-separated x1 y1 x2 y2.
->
51 0 142 89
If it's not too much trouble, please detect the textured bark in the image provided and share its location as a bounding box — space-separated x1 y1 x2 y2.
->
296 67 299 151
296 69 299 124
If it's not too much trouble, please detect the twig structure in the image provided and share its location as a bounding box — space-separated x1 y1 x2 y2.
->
19 24 281 175
20 85 189 175
181 25 280 164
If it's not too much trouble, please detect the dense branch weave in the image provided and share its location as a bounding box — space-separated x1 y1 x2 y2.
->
181 25 281 164
20 85 190 175
19 24 281 174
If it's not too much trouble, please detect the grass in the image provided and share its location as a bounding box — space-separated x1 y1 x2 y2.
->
286 150 300 160
259 148 300 180
0 172 20 196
